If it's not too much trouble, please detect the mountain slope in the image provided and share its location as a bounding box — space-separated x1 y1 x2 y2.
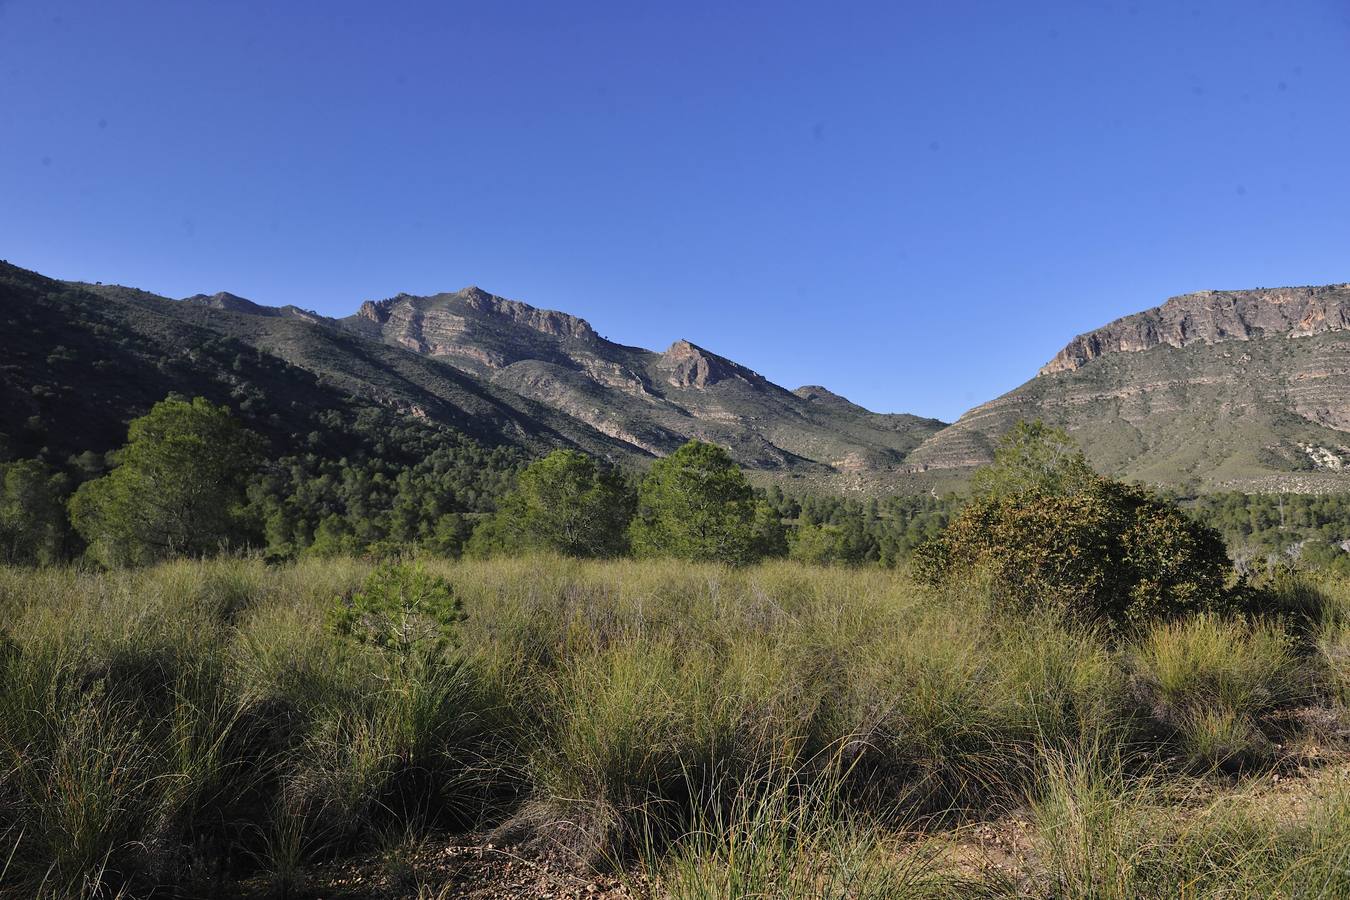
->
0 262 639 463
0 261 943 479
906 284 1350 492
21 255 1344 495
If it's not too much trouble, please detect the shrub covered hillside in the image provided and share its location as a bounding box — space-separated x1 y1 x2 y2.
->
4 555 1350 898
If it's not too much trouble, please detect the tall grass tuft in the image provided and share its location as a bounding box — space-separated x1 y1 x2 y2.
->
652 769 965 900
1128 614 1301 769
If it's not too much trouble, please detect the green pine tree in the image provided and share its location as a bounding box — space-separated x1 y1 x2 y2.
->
69 396 263 566
0 459 70 565
469 450 634 557
630 440 775 565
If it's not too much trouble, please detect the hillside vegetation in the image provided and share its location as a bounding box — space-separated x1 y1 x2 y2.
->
11 391 1350 572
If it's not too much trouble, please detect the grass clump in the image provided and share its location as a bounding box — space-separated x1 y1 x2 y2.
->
652 771 964 900
1128 614 1301 769
1029 741 1350 898
523 639 813 864
0 557 505 897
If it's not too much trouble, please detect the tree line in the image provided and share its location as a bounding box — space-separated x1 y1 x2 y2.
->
7 395 1350 570
0 396 792 567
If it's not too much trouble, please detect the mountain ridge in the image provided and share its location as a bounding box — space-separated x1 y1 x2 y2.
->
9 257 1350 494
1041 284 1350 375
908 282 1350 493
336 285 947 471
0 261 946 481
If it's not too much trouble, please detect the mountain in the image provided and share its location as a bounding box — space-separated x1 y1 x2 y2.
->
12 256 1350 495
340 287 945 471
0 262 647 466
904 284 1350 492
0 261 943 479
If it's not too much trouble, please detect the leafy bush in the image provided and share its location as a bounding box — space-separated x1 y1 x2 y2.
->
329 562 464 658
915 476 1235 626
915 422 1236 627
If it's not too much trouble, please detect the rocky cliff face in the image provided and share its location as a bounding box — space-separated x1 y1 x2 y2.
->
353 288 597 366
1041 285 1350 374
657 340 764 389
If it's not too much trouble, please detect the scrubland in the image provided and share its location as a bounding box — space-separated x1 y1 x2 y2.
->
4 556 1350 898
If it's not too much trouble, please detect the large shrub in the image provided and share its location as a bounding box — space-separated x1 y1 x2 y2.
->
915 424 1236 626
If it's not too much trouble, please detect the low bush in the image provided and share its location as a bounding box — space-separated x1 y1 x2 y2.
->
329 562 464 658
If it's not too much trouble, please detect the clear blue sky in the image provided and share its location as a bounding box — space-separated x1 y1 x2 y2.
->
3 1 1348 422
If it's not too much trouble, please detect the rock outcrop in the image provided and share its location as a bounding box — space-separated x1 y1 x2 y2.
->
1041 285 1350 375
457 286 597 341
657 340 762 389
901 282 1350 492
182 291 286 317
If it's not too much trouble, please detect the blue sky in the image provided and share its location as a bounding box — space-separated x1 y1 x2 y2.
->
2 1 1348 422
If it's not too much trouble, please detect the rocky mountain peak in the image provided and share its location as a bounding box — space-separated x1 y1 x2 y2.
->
1041 283 1350 375
795 385 848 403
658 340 759 389
454 287 597 341
355 288 597 343
357 297 396 324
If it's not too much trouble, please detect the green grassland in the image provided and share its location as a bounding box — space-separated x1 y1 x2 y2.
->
6 556 1350 898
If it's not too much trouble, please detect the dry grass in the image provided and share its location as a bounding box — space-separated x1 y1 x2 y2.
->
0 555 1348 897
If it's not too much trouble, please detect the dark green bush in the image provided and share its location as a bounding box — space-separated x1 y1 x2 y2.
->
915 476 1236 627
